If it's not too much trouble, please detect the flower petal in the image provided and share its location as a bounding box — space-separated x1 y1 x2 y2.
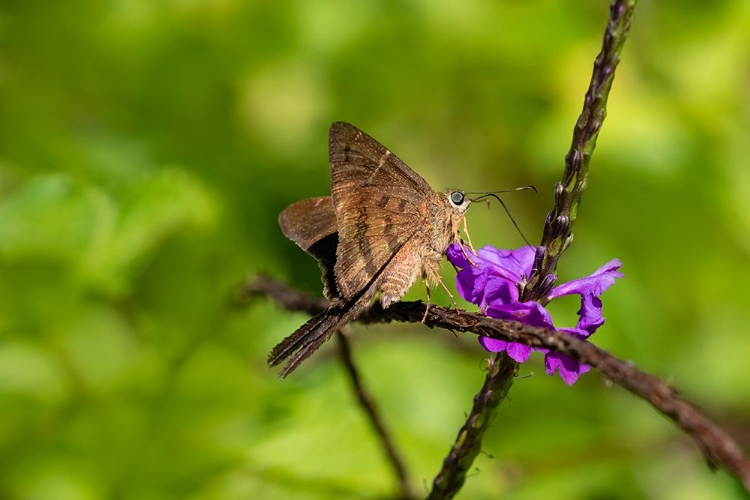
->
506 342 532 362
545 352 591 386
454 266 486 304
544 330 592 385
449 244 534 307
447 243 471 268
477 337 532 362
482 245 537 278
478 336 508 352
482 276 519 307
548 259 623 335
486 301 554 329
577 295 605 335
548 259 623 300
448 244 538 282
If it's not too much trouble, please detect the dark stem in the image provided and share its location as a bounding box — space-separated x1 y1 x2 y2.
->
426 354 517 500
335 331 415 500
247 275 750 492
525 0 638 300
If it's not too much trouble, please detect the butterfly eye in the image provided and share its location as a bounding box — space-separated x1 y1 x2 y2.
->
450 191 465 206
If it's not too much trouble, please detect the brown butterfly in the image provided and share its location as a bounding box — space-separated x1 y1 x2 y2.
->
269 122 473 377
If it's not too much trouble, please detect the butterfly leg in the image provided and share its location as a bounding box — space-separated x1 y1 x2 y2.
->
461 217 477 255
437 275 458 310
458 218 480 268
422 275 458 322
420 254 458 322
459 241 478 269
421 278 431 323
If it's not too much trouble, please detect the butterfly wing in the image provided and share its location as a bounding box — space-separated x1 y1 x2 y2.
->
328 122 436 300
279 196 337 252
278 196 340 299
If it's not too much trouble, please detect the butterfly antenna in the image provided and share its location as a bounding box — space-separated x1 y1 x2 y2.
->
465 185 537 195
470 192 534 247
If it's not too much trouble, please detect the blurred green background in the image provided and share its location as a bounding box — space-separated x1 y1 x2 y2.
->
1 1 749 499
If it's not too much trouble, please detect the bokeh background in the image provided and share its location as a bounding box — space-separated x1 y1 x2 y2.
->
1 1 749 499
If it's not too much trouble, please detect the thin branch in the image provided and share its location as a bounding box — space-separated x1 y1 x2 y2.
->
236 273 328 312
336 331 415 500
248 275 750 491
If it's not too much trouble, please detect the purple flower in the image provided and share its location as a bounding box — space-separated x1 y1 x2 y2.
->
447 244 623 386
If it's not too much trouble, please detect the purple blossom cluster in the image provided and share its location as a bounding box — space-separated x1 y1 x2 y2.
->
447 244 623 385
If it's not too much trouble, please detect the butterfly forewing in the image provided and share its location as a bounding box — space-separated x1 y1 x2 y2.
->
328 122 437 300
329 122 434 197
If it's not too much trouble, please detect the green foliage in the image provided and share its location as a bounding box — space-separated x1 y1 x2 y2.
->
1 1 748 499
